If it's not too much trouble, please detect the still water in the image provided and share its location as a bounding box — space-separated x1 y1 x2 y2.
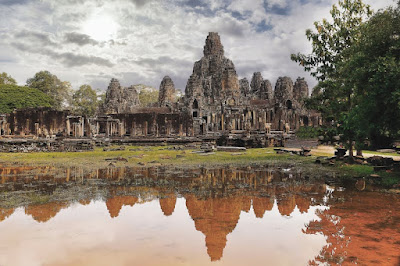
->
0 166 399 266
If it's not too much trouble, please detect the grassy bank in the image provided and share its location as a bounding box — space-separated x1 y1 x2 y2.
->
0 145 398 187
0 146 302 169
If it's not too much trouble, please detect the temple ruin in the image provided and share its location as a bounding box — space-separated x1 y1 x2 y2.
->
0 32 321 149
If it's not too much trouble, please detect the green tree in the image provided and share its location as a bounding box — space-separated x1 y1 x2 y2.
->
72 85 99 116
338 3 400 148
291 0 372 156
0 72 17 85
139 89 159 107
97 91 106 110
0 84 53 114
26 71 72 110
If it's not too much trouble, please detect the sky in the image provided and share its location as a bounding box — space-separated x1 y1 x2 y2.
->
0 0 396 92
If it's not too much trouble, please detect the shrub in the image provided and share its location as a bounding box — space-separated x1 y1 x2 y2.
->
0 84 53 114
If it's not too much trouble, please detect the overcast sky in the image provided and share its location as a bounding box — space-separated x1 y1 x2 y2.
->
0 0 395 92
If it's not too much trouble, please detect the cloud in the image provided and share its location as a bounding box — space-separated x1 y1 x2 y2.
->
0 0 395 91
64 32 99 46
57 52 114 67
0 0 30 6
128 0 154 7
14 30 57 47
11 42 114 67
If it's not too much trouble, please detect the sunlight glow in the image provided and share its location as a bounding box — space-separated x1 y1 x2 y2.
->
82 12 118 41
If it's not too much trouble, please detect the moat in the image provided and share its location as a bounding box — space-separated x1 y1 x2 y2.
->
0 165 399 265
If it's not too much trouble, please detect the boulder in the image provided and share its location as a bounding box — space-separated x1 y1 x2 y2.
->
367 156 394 166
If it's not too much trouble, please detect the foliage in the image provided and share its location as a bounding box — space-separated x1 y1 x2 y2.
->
296 126 321 139
97 91 106 111
0 72 17 85
0 84 53 114
291 0 372 154
338 3 400 148
291 0 371 82
26 70 72 110
139 88 159 107
72 85 99 116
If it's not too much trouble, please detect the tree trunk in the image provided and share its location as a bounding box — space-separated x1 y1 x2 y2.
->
356 149 363 157
349 140 354 158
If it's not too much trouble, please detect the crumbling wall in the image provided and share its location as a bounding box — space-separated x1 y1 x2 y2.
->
6 107 69 137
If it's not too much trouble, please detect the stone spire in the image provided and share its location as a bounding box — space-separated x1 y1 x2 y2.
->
274 76 294 103
293 77 309 100
158 76 176 107
239 78 250 96
250 72 273 100
103 78 124 114
259 79 273 100
250 72 263 94
102 78 141 114
203 32 224 57
184 32 239 104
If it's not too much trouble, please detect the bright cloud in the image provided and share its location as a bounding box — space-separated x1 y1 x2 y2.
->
0 0 396 92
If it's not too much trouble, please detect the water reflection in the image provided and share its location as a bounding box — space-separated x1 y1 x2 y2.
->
305 190 400 265
0 165 399 265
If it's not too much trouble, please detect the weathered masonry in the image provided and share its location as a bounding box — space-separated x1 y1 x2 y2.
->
0 33 321 148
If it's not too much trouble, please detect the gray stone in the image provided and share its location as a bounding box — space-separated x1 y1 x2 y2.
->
158 76 176 107
102 78 141 114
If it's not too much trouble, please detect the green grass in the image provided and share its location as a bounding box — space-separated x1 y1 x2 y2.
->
339 164 375 176
0 146 300 170
0 145 398 188
381 175 400 188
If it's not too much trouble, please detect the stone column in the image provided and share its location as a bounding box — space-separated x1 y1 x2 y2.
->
132 122 136 137
119 123 124 137
66 118 71 137
81 117 84 137
106 121 110 137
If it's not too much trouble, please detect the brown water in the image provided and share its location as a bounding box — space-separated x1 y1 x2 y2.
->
0 166 399 266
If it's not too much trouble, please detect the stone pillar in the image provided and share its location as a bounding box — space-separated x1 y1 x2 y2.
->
66 118 71 136
119 123 124 137
35 123 40 137
132 122 136 137
80 118 84 137
144 121 148 136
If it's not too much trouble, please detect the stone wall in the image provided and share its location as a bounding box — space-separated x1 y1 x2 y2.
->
92 111 193 138
5 107 69 137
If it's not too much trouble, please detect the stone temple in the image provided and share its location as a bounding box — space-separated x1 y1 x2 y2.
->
0 32 321 149
179 32 319 140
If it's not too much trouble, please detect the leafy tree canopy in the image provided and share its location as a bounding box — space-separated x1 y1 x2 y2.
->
72 84 99 116
0 84 53 114
293 0 400 149
338 3 400 148
26 70 72 110
291 0 372 153
139 88 159 107
0 72 17 85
